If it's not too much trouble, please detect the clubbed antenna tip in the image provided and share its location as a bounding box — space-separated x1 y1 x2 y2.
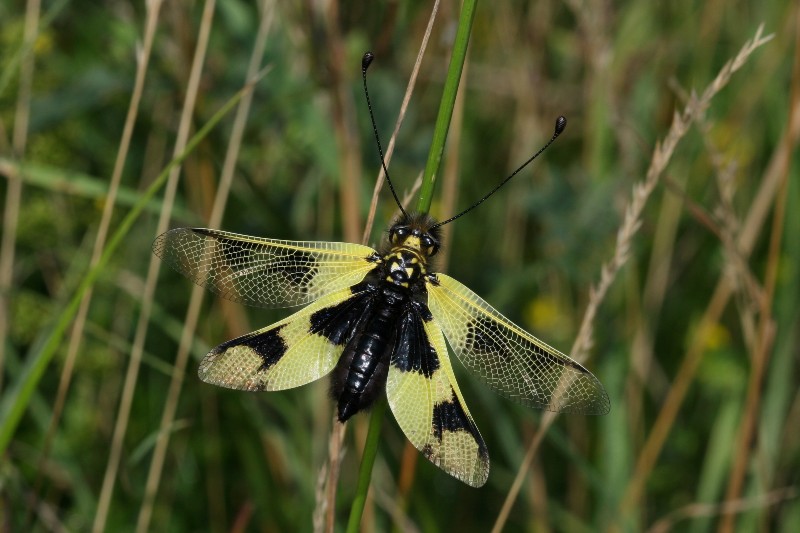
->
555 115 567 136
431 114 568 229
362 52 374 71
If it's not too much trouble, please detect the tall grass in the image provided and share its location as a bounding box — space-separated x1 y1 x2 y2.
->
1 1 798 531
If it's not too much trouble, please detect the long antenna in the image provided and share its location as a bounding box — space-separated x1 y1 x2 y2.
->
362 52 408 218
431 116 567 229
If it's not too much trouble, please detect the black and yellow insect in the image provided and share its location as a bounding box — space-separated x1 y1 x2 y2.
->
153 53 609 487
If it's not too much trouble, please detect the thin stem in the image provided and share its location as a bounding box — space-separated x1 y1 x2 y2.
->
361 0 441 244
61 1 166 530
719 15 798 531
345 399 387 533
135 1 218 529
344 2 477 530
0 0 40 398
416 0 477 214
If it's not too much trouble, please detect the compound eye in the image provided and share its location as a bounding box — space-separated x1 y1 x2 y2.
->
421 235 439 256
390 226 408 244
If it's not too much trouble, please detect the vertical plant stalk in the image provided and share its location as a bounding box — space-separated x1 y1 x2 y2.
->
321 416 345 533
318 5 442 525
361 0 441 244
615 26 776 522
131 0 217 528
718 13 800 532
0 0 40 394
344 399 386 533
34 4 163 529
417 0 477 214
90 3 165 525
344 1 477 532
325 0 363 243
136 2 274 531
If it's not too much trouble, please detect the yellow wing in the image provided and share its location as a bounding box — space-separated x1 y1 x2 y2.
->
153 228 378 309
427 274 610 415
199 285 373 391
385 308 489 487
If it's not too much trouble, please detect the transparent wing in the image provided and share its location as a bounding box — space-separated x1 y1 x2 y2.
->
385 309 489 487
426 274 610 415
153 228 378 309
199 286 370 391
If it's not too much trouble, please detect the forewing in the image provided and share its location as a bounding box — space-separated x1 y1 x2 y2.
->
199 285 373 391
385 307 489 487
153 228 378 308
427 274 610 415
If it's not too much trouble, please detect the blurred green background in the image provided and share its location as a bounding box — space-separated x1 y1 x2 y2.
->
1 1 798 531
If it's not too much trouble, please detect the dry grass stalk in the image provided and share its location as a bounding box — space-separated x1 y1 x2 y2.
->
362 0 442 244
583 23 772 357
312 449 328 533
30 3 165 529
323 0 363 243
314 5 440 528
711 142 762 350
135 4 274 532
574 25 772 365
617 24 785 523
492 25 774 533
719 16 800 531
647 486 797 533
0 0 41 395
372 483 421 533
131 1 218 531
313 414 346 533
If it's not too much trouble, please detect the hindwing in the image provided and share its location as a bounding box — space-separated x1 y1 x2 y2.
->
386 305 489 487
426 274 610 415
199 285 374 391
153 228 378 309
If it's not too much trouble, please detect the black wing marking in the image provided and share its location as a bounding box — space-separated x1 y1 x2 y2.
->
427 274 610 415
199 285 374 391
385 305 489 487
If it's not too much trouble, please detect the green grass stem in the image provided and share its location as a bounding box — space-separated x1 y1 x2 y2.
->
345 1 478 529
344 398 387 533
416 0 477 214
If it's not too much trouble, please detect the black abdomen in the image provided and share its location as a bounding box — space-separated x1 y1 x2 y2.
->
331 284 408 421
